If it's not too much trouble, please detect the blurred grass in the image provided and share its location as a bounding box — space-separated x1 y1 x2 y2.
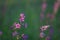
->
0 0 60 40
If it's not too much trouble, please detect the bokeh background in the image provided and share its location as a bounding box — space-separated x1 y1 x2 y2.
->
0 0 60 40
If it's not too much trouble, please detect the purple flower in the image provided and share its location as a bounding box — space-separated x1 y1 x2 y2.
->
49 26 54 36
10 26 14 30
0 31 2 35
12 31 19 36
22 34 28 39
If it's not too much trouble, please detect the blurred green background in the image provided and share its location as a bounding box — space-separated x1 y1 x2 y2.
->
0 0 60 40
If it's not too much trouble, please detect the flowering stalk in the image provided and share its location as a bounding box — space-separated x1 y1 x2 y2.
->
41 0 47 12
10 13 28 40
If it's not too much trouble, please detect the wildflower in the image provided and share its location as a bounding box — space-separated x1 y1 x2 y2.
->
19 17 25 22
12 31 19 36
19 13 25 22
42 2 47 11
40 25 50 31
53 2 59 14
15 23 21 29
20 13 25 17
22 34 28 40
40 32 45 38
49 26 54 36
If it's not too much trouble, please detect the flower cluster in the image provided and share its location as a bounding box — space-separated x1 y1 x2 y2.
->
40 25 50 38
40 0 47 22
40 0 58 39
19 13 25 22
10 13 28 40
40 25 54 40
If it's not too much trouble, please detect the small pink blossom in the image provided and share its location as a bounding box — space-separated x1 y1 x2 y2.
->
40 27 44 31
19 13 25 22
40 32 45 38
20 13 25 18
53 2 59 13
21 17 25 20
20 13 25 17
19 18 24 22
42 2 47 11
15 23 21 29
40 25 50 31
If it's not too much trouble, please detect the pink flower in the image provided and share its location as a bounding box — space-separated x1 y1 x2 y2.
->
19 18 24 22
20 13 25 18
53 2 59 14
42 2 47 11
40 25 50 31
40 27 44 31
15 23 21 29
19 13 25 22
40 32 45 38
21 17 25 20
20 13 24 17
